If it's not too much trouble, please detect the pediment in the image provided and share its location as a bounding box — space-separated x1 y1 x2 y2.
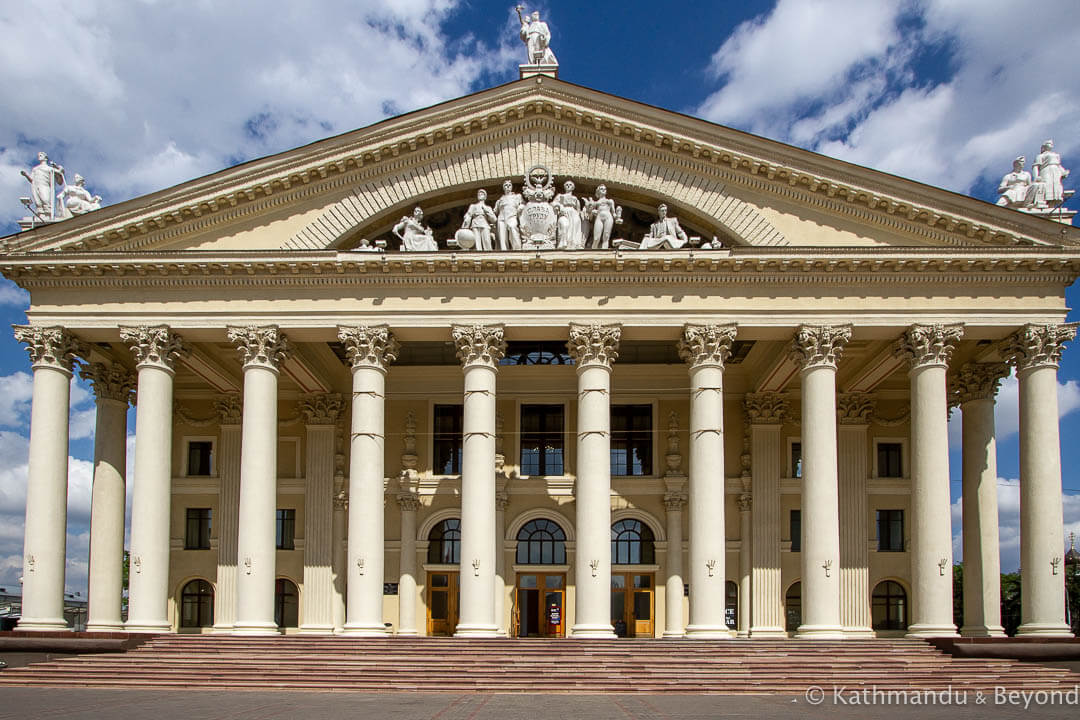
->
5 77 1078 255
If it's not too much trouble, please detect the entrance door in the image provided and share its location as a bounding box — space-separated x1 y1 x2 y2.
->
515 573 565 637
611 572 654 637
427 571 459 636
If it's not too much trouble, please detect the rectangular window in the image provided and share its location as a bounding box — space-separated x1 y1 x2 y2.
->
877 509 904 552
791 442 802 479
433 404 463 475
185 508 212 550
877 442 903 478
611 404 652 476
187 441 213 476
790 509 801 553
276 509 296 551
520 404 564 476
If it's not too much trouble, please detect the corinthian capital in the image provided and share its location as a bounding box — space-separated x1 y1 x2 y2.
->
13 325 86 374
79 362 135 403
678 323 737 369
300 393 344 425
567 323 621 368
119 325 185 372
227 325 289 371
837 393 875 425
215 393 242 425
451 324 506 368
893 323 963 370
1002 323 1078 372
337 324 399 371
951 362 1009 405
789 324 852 370
744 392 789 425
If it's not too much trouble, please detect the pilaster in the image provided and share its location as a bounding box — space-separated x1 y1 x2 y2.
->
837 392 873 637
212 394 242 633
745 392 788 638
299 393 343 634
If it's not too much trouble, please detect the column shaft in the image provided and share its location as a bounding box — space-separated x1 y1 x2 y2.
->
494 495 508 636
737 497 752 637
300 402 340 634
662 497 685 638
748 406 786 637
213 419 242 632
838 419 872 636
332 492 347 633
86 396 128 631
398 498 419 635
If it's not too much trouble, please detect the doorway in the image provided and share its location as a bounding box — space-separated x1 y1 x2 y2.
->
427 571 459 636
611 572 654 637
515 573 565 637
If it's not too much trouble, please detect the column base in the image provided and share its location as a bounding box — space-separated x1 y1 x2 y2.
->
395 629 420 637
232 620 281 636
341 623 389 637
124 620 173 633
905 623 958 638
14 618 69 632
85 621 126 633
735 630 750 638
1017 622 1074 638
570 623 617 638
211 623 235 634
298 624 336 635
959 624 1007 638
795 624 845 639
749 626 788 639
661 630 686 639
843 627 876 638
453 623 500 638
685 625 735 639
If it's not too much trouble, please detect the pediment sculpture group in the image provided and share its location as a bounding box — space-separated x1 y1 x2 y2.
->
18 151 103 225
996 139 1072 213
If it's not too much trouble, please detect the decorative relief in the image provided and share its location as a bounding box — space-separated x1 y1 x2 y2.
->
333 489 348 511
451 324 507 368
495 490 511 513
663 490 687 512
737 493 753 513
893 323 963 369
78 362 134 403
664 411 682 477
396 492 421 513
743 393 789 425
215 394 243 425
401 410 418 473
837 393 875 425
1002 323 1079 372
495 411 506 471
789 324 852 370
227 325 289 370
300 393 344 425
678 323 737 369
950 363 1009 405
567 323 621 367
119 325 185 371
173 403 219 427
13 325 86 373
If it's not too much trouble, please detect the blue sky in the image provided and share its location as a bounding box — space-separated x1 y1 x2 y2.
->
1 0 1079 592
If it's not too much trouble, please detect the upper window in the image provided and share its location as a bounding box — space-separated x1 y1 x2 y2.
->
789 509 801 553
427 518 461 564
516 519 567 565
611 404 652 476
187 441 213 476
877 509 904 552
433 404 463 475
180 579 214 628
611 519 655 565
877 442 903 478
791 441 802 479
520 404 564 476
501 341 573 365
185 508 212 550
276 509 296 551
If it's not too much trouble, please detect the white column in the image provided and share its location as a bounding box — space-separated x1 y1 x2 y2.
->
332 485 347 633
568 323 621 638
81 363 134 632
745 394 788 638
737 493 752 637
1006 323 1077 637
896 323 962 637
451 324 504 637
338 325 398 636
954 363 1009 637
791 324 850 639
300 394 344 634
679 323 736 637
662 490 686 638
212 395 242 633
121 325 184 633
228 325 289 635
494 490 509 636
837 393 873 637
13 326 84 631
397 492 420 635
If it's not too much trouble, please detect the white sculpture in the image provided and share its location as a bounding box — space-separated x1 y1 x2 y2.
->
583 184 622 249
393 207 438 252
518 165 559 250
553 180 585 250
58 174 102 217
493 180 524 250
1032 139 1070 207
996 156 1034 208
617 204 690 250
516 6 557 66
459 189 498 251
20 151 65 221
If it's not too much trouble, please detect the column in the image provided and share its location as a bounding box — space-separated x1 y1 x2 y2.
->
397 491 420 635
121 325 184 632
81 363 135 632
494 490 510 636
212 394 242 633
13 326 85 631
837 393 874 637
1005 323 1078 637
332 484 347 633
568 323 620 638
679 323 737 637
338 325 398 636
662 490 686 638
953 363 1009 637
895 323 962 637
451 324 505 637
300 393 343 634
791 324 851 639
737 493 752 637
745 393 788 638
228 325 289 635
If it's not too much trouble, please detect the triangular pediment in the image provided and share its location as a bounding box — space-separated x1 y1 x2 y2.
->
5 78 1078 255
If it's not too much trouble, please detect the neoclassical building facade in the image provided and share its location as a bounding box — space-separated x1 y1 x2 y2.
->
3 77 1079 640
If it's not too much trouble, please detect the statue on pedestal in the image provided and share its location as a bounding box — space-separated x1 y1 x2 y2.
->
20 151 65 221
59 174 102 217
1032 139 1070 207
516 6 557 66
393 207 438 252
494 180 524 250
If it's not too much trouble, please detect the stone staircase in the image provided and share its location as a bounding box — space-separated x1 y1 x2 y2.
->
1 636 1077 694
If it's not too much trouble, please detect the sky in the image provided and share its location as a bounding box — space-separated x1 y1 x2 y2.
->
1 0 1079 596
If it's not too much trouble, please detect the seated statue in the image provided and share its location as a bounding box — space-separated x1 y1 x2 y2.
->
393 207 438 252
996 157 1035 208
59 174 102 217
616 204 689 250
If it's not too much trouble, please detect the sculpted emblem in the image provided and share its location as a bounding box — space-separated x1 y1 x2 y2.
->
518 164 558 250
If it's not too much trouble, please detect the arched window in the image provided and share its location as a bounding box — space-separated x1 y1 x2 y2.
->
180 579 214 628
275 578 299 628
872 580 907 631
427 518 461 564
516 519 567 564
785 581 802 632
611 519 655 565
725 580 738 630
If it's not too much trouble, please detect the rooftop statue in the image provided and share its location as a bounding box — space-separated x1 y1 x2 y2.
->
617 204 691 250
994 139 1073 222
20 151 65 222
58 174 102 217
1032 139 1070 208
996 156 1034 209
516 6 557 66
458 189 497 250
583 185 622 249
493 180 524 251
393 207 438 252
518 165 558 250
553 180 586 250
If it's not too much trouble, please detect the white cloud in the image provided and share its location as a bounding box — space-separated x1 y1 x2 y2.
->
947 370 1080 449
0 279 29 308
0 372 33 428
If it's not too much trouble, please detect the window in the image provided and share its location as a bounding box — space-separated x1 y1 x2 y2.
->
791 441 802 478
520 404 564 476
276 509 296 551
872 580 907 631
516 519 567 565
501 341 573 365
785 582 802 632
187 441 212 476
180 579 214 628
185 508 212 550
877 509 904 552
789 509 801 553
725 580 738 630
433 405 463 475
877 442 903 478
611 519 655 564
427 519 461 564
611 404 652 476
275 578 299 628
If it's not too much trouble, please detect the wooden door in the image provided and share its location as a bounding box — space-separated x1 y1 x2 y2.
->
427 571 459 636
611 572 654 637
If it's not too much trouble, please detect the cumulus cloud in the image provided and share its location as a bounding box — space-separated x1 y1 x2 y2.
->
947 370 1080 448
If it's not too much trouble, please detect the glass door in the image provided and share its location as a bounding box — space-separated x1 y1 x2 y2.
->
427 571 459 636
516 573 565 637
611 572 654 637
